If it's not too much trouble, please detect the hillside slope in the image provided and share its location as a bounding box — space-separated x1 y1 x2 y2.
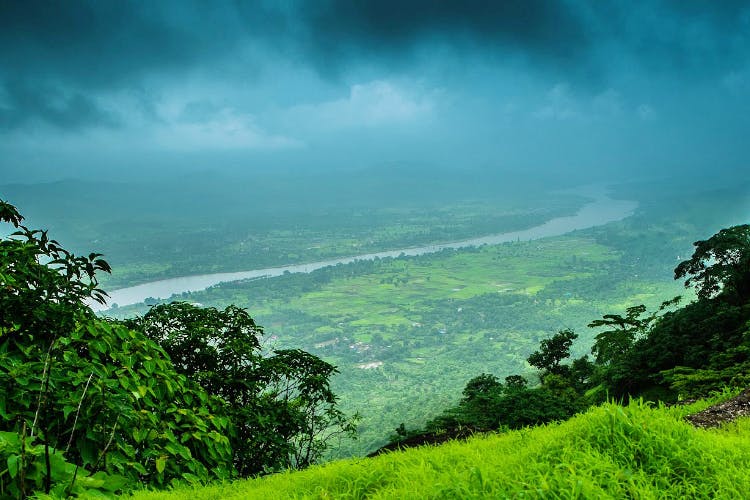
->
131 396 750 499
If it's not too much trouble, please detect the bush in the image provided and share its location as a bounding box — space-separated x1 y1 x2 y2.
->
0 200 233 494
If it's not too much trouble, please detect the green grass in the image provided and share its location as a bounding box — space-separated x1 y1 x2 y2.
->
130 395 750 499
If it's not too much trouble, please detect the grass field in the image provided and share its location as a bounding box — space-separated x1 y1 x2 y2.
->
129 392 750 499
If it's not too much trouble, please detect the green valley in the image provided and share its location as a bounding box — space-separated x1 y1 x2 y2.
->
108 182 748 456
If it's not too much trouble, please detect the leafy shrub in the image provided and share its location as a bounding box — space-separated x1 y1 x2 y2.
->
0 200 233 494
125 302 358 476
0 430 127 498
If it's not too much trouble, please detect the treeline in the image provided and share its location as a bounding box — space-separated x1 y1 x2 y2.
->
0 200 355 497
382 224 750 450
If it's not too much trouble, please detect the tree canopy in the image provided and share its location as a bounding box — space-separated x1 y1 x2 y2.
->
674 224 750 302
125 302 357 476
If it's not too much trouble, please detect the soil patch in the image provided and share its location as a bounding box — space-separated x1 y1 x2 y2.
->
685 389 750 428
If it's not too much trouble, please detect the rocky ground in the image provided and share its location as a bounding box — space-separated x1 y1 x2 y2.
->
685 389 750 428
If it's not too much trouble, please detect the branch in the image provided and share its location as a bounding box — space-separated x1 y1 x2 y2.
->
66 372 95 453
31 339 56 439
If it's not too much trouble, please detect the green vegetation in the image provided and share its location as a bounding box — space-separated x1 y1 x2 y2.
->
129 396 750 499
381 213 750 452
122 302 357 476
596 224 750 401
115 232 665 455
2 177 748 497
0 201 352 496
108 182 749 456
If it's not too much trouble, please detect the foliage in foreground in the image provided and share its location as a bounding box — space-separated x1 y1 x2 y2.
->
130 397 750 499
0 199 354 496
1 200 233 496
123 302 357 476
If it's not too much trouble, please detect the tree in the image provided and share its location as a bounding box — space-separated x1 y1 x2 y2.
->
125 301 357 476
527 329 578 377
494 387 578 429
504 375 528 390
461 373 503 401
588 297 680 365
674 224 750 302
0 200 234 493
455 373 505 431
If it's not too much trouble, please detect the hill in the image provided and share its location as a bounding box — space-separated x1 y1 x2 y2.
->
130 394 750 499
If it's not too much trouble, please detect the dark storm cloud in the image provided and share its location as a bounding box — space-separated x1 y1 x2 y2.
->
0 78 117 130
297 0 590 70
585 0 750 77
295 0 750 80
1 0 749 131
0 0 262 130
1 0 182 129
0 0 221 86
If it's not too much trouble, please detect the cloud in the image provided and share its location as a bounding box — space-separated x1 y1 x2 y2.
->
296 0 590 71
533 83 580 121
0 0 239 87
288 80 435 130
0 0 259 132
0 78 118 131
636 104 656 121
153 107 302 152
532 84 656 123
585 1 750 80
1 0 749 184
2 0 749 132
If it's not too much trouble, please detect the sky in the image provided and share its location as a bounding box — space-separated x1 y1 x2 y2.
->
1 0 749 184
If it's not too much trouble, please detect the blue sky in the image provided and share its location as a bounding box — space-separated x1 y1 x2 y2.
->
1 0 749 183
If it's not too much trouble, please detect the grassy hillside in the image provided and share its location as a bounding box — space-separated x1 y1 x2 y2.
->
130 394 750 499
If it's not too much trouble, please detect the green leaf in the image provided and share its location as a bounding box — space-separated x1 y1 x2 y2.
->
63 404 76 419
155 456 167 474
80 439 98 466
0 431 21 447
97 471 130 492
75 475 106 489
7 454 19 478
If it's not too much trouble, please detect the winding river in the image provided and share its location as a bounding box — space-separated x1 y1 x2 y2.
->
94 187 637 312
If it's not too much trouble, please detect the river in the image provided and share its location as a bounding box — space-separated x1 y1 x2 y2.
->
94 187 637 312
